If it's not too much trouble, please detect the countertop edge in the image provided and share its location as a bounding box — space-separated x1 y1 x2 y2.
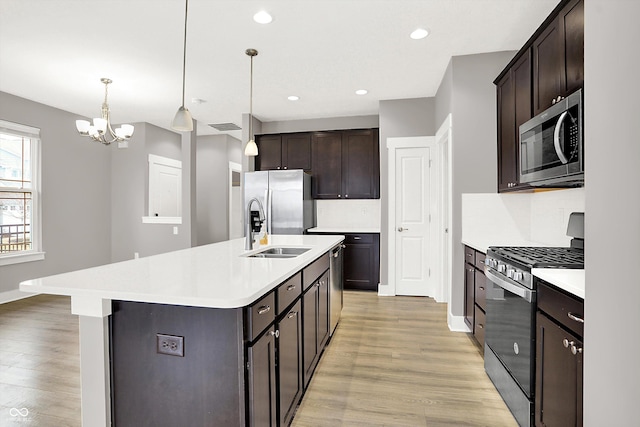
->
532 268 585 300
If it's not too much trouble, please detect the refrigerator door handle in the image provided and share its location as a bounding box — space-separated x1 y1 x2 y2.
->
266 189 273 234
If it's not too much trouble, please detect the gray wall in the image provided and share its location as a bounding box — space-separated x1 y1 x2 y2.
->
110 123 191 262
0 91 112 294
434 51 515 316
584 1 639 424
196 134 242 245
378 98 436 288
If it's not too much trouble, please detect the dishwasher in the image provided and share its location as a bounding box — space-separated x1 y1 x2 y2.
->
329 242 344 336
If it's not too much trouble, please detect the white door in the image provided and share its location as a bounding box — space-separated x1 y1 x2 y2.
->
395 147 432 296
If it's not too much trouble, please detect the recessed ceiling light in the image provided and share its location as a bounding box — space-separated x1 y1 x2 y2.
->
253 11 273 24
355 89 368 95
288 95 299 101
410 28 430 40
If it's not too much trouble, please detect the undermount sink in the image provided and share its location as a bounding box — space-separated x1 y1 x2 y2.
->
246 247 311 258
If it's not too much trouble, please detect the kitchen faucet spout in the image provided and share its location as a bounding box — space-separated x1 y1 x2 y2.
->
245 198 265 250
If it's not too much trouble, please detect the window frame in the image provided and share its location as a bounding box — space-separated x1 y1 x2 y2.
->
0 119 44 266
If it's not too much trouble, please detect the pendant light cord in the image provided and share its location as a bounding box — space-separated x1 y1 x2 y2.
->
249 54 253 139
181 0 189 108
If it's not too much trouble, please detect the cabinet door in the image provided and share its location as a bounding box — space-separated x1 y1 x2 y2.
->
561 0 584 95
283 133 311 171
532 17 564 115
496 71 517 192
277 300 303 427
311 132 343 198
248 327 277 427
342 129 380 199
302 285 318 388
256 135 283 171
464 264 475 330
535 312 583 427
316 271 330 352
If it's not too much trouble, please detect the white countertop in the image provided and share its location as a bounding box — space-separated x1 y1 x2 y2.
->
19 235 344 309
532 268 585 299
307 227 380 234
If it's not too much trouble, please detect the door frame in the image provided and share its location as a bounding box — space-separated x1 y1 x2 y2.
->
386 136 438 297
435 114 453 304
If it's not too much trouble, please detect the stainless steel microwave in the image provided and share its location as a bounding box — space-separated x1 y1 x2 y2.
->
519 89 583 187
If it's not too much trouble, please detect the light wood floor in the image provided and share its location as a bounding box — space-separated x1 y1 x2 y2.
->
0 292 516 426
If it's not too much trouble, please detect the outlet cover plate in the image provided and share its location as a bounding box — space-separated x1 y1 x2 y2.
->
156 333 184 357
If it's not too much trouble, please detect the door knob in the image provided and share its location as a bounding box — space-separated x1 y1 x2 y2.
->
397 227 408 232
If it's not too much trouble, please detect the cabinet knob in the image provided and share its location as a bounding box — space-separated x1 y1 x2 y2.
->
479 287 485 291
283 166 288 170
338 194 341 198
257 305 271 315
287 311 298 319
345 194 349 198
287 284 296 291
269 330 280 338
562 338 575 348
477 323 484 329
571 344 583 355
276 166 281 170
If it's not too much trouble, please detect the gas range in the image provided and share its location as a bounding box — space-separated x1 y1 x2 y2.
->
485 246 584 289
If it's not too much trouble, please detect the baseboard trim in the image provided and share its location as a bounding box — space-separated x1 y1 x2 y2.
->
0 288 38 304
448 311 471 332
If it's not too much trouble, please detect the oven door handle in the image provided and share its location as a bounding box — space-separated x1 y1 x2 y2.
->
485 269 535 303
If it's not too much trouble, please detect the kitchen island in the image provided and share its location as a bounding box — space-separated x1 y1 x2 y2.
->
19 234 344 426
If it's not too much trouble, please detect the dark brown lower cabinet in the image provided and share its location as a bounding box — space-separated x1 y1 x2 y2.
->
536 280 584 427
248 326 278 427
343 233 380 291
277 300 303 427
302 270 329 388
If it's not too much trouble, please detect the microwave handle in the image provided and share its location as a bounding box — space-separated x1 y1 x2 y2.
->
553 111 570 164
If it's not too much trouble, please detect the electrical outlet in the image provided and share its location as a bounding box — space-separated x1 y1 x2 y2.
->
156 334 184 357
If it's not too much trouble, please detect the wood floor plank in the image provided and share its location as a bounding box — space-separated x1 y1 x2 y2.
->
0 291 517 427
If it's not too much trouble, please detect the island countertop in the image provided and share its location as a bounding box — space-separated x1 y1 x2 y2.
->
19 234 344 309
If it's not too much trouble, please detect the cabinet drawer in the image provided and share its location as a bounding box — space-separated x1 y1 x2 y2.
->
474 270 487 312
247 292 276 342
345 234 374 244
464 246 475 264
303 253 330 290
538 280 584 338
474 305 486 349
277 273 302 315
474 251 486 270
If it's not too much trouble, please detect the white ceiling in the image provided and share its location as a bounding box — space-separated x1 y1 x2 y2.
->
0 0 559 139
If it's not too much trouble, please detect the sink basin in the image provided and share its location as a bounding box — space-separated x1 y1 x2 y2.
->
246 247 311 258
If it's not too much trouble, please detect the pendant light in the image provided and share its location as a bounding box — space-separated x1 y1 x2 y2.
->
171 0 193 132
244 48 259 157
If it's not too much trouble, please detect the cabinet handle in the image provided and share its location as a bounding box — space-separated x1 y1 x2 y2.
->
287 284 296 291
353 236 361 240
479 287 485 291
283 166 288 170
477 323 484 329
571 344 583 355
287 311 298 319
567 312 584 323
276 167 281 170
345 194 349 198
257 305 271 315
562 338 575 348
466 253 473 258
269 330 280 338
338 194 341 198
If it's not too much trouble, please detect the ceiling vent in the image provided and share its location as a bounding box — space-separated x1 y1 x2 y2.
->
208 122 241 131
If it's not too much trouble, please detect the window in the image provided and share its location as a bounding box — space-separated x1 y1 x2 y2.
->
0 120 43 265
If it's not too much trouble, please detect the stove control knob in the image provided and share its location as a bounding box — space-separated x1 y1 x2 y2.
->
506 269 515 278
498 263 506 273
513 271 523 281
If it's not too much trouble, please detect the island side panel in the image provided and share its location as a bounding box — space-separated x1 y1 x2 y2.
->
109 301 245 426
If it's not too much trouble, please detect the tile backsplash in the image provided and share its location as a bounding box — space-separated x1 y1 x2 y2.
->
316 199 381 229
462 188 585 247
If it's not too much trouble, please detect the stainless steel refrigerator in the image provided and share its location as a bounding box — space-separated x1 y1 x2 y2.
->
243 170 315 235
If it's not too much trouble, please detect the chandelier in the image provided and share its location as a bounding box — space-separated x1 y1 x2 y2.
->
75 78 134 145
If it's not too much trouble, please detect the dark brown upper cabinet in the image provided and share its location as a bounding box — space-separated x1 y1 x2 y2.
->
532 0 584 115
497 52 532 192
495 0 583 193
255 133 311 171
311 129 380 199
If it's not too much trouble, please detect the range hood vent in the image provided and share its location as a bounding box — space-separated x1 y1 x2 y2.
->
208 122 241 131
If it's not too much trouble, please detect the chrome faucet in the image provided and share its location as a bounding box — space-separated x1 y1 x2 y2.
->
245 197 266 250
